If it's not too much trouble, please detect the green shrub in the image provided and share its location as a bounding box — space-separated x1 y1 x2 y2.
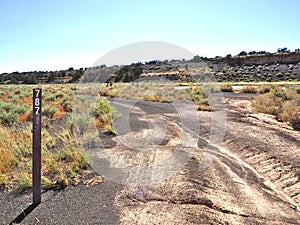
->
257 85 271 94
0 111 18 125
15 104 29 114
0 101 29 125
94 97 117 132
68 112 92 136
7 94 13 99
62 96 73 112
43 106 57 118
45 94 56 102
23 90 32 97
12 96 19 103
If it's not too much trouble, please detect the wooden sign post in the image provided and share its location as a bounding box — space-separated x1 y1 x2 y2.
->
32 88 42 205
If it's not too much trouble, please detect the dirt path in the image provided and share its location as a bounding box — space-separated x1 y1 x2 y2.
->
101 97 300 224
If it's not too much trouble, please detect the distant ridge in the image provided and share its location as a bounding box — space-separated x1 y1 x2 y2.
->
1 51 300 84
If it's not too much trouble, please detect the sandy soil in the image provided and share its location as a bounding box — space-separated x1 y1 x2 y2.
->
109 97 300 224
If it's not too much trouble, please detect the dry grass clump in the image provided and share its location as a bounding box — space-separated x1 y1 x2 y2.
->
280 101 300 129
240 86 257 93
143 95 161 102
0 128 16 185
0 123 89 190
257 85 271 94
94 97 118 132
220 83 233 92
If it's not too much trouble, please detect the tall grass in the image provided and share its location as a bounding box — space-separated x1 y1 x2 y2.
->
0 124 89 189
0 85 100 190
0 127 16 185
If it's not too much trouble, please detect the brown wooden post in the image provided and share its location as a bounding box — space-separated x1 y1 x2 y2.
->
32 88 42 205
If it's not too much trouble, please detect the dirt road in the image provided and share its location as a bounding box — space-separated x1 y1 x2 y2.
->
1 94 300 224
106 97 300 224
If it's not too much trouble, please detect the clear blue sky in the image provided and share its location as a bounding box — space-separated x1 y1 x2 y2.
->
1 0 299 73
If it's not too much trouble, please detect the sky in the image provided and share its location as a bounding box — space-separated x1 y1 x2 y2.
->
0 0 299 73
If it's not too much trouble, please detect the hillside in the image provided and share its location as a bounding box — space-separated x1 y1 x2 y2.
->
1 51 300 84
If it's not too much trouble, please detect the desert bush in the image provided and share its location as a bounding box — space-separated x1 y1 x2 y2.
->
253 86 300 129
143 95 161 102
189 87 212 111
0 111 18 125
14 90 21 95
276 72 283 78
23 89 32 97
62 96 73 112
196 104 212 111
240 86 257 93
220 84 233 92
7 93 14 99
62 100 72 112
12 96 20 103
0 101 29 125
159 96 172 103
45 94 56 102
279 101 300 130
257 85 271 94
43 106 57 118
68 112 92 136
94 97 117 132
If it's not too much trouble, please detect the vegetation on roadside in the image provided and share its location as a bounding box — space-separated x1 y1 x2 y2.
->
98 82 217 111
220 83 233 92
240 86 257 93
0 84 116 190
252 85 300 129
0 124 88 189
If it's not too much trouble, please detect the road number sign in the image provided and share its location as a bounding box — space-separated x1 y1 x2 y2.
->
34 89 41 115
33 88 42 205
